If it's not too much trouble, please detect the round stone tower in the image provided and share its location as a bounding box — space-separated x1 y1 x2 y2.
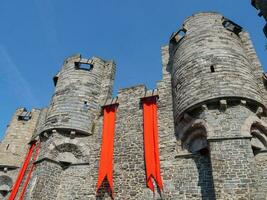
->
23 54 116 199
170 12 263 122
43 54 113 135
170 12 267 199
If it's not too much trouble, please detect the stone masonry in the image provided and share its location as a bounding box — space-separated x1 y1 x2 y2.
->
0 12 267 200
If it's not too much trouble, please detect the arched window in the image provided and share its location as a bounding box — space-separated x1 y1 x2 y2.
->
210 65 215 73
250 124 267 155
182 126 209 154
50 143 85 168
0 175 12 197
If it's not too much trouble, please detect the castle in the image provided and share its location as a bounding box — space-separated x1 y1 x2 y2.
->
0 12 267 200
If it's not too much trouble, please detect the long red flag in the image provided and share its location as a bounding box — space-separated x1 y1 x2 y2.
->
143 97 163 192
19 142 41 200
97 104 117 197
8 142 36 200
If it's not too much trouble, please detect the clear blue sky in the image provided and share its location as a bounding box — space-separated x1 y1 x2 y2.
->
0 0 266 140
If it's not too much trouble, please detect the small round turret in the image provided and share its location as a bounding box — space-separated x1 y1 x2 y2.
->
43 54 113 135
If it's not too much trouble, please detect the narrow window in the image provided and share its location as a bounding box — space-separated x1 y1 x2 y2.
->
170 28 187 44
18 111 31 121
74 62 93 71
6 144 9 151
53 73 59 86
83 101 89 109
210 65 215 73
222 18 242 35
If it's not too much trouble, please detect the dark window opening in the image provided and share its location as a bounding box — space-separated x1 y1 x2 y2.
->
170 28 187 44
222 18 243 35
83 101 89 109
18 110 32 121
252 146 261 156
0 191 8 197
74 62 93 71
6 144 9 151
263 24 267 38
53 76 59 86
199 147 209 155
18 115 31 121
210 65 215 73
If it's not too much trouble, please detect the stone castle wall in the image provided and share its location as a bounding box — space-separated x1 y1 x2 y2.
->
0 12 267 200
0 108 41 199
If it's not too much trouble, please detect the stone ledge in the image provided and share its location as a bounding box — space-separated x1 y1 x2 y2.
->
208 136 252 142
35 157 90 166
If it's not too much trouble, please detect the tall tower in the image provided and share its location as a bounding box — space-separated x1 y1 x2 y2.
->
23 54 115 199
2 12 267 200
0 108 41 199
170 12 267 199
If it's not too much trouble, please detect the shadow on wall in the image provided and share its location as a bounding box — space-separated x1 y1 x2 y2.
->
0 175 12 197
193 153 216 200
96 177 113 200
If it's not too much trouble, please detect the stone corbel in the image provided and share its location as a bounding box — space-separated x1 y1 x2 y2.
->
220 99 227 111
70 131 76 139
256 106 264 117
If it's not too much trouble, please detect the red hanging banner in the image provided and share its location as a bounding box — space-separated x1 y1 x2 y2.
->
18 142 41 200
8 142 36 200
142 96 163 192
97 104 117 197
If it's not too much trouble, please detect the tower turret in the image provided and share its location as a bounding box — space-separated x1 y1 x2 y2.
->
0 108 41 199
170 12 267 199
170 12 264 122
43 54 115 135
22 54 116 199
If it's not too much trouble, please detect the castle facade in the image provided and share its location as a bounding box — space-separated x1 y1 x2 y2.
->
0 12 267 200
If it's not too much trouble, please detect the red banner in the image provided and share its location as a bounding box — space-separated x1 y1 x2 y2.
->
8 142 36 200
19 142 41 200
97 104 117 197
143 97 163 192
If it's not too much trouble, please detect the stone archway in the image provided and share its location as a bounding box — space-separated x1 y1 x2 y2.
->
241 116 267 198
0 175 12 197
179 119 212 154
241 116 267 154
